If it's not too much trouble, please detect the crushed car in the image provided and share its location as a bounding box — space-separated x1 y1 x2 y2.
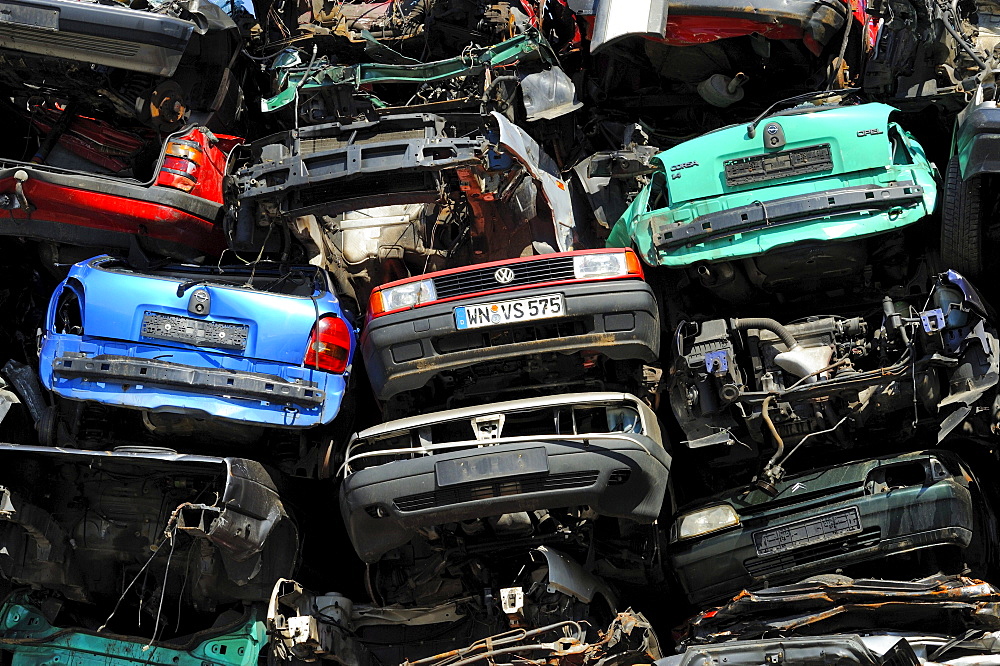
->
940 86 1000 279
362 248 659 415
336 392 671 571
37 255 355 475
669 450 990 607
607 99 938 315
0 592 265 666
261 30 581 128
581 0 872 143
667 270 999 483
0 445 298 617
0 0 246 261
681 574 1000 642
232 111 578 310
266 550 643 666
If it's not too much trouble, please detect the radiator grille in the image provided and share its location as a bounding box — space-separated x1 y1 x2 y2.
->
432 256 576 300
394 470 600 512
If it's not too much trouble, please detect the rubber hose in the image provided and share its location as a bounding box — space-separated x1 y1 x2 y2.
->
731 317 800 349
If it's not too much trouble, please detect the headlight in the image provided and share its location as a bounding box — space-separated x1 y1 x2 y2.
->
572 251 641 280
373 279 437 315
675 504 740 540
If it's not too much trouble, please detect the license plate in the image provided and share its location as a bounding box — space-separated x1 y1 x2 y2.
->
454 294 564 330
724 144 833 187
0 2 58 30
753 506 862 557
141 311 249 351
435 447 548 487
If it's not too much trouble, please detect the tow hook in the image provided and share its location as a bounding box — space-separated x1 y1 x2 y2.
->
13 170 33 212
0 170 34 212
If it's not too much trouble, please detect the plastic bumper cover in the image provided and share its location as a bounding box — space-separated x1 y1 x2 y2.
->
340 435 670 562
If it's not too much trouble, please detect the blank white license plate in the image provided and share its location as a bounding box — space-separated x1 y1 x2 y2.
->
455 294 564 330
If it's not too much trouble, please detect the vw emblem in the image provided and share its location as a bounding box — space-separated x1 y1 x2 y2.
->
494 267 515 284
765 123 779 135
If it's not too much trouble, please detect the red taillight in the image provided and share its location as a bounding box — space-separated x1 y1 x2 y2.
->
304 315 351 373
156 137 204 193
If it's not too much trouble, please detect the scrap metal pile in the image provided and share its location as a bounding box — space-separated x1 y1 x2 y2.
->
1 0 1000 664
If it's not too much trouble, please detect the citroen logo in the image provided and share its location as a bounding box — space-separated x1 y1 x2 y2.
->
494 267 515 284
790 482 807 493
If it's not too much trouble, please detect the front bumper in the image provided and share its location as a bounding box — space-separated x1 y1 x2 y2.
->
40 335 345 428
956 103 1000 180
362 278 660 401
0 0 194 76
0 168 226 257
340 435 671 562
670 480 974 607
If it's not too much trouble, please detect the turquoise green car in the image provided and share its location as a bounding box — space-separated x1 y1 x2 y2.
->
0 593 265 666
607 103 938 271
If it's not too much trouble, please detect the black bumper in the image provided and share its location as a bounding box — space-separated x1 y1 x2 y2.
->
956 104 1000 180
670 480 974 607
340 435 671 562
0 0 194 76
52 355 325 407
362 278 660 401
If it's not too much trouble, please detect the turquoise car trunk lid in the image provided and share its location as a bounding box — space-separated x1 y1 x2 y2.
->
660 103 898 205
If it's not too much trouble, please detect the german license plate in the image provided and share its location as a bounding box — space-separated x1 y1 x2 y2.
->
753 506 862 557
435 447 548 487
724 144 833 187
454 294 563 330
141 311 249 351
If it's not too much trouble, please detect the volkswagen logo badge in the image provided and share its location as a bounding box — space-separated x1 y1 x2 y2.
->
494 267 515 284
765 123 779 135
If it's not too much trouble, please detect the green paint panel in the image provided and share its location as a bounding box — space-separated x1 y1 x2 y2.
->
264 31 552 112
0 596 265 666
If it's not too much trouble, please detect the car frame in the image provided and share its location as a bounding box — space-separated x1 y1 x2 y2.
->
338 391 671 562
607 102 937 289
669 450 977 607
38 255 356 438
362 248 660 408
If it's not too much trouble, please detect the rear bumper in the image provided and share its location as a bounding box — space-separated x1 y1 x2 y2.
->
591 0 849 53
670 480 974 606
0 0 194 76
40 335 345 428
341 435 671 562
362 278 660 400
0 168 225 257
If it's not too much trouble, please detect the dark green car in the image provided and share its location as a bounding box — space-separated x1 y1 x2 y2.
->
669 451 977 607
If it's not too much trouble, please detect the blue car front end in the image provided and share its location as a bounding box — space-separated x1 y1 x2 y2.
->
39 256 356 430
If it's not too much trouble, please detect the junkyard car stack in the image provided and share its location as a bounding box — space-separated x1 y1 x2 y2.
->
1 0 1000 665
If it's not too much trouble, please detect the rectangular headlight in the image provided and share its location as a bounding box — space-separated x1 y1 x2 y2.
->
573 252 628 280
675 504 740 540
376 279 437 314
